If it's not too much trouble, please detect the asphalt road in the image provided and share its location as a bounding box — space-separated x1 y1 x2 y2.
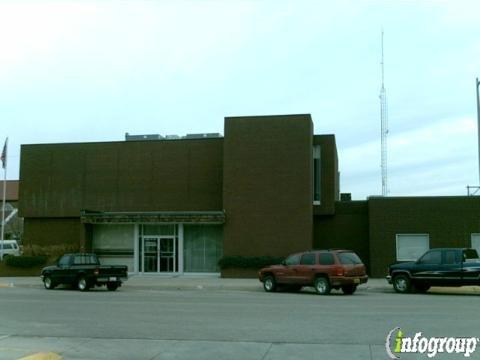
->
0 285 479 359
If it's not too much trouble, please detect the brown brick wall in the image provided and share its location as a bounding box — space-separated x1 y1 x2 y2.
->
223 115 313 257
314 201 370 271
368 196 480 277
23 218 82 249
19 139 224 218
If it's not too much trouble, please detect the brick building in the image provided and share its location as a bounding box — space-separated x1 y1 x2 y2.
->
18 114 480 277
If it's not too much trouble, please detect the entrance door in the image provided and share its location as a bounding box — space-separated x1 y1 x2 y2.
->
142 236 177 273
143 237 159 272
159 237 175 272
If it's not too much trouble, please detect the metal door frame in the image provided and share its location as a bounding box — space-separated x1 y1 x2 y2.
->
141 236 177 273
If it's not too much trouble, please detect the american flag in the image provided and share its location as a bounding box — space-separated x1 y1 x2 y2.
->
0 138 6 169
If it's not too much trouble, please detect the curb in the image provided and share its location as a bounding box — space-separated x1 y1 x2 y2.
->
1 278 479 294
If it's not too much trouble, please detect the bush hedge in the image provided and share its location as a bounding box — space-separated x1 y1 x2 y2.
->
218 256 284 269
5 255 48 268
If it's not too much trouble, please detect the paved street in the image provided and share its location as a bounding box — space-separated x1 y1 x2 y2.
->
0 281 479 359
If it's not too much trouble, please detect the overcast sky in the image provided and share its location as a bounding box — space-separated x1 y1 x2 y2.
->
1 0 479 199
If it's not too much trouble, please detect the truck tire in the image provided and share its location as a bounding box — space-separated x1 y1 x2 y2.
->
263 275 277 292
43 275 56 290
392 274 412 293
314 276 331 295
107 282 119 291
77 276 90 292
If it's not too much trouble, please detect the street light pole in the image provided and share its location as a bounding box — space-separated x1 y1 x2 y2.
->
477 78 480 185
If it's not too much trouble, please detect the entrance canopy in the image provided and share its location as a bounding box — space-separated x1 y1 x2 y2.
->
81 210 225 224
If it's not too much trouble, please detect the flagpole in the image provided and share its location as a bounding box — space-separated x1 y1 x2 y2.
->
1 137 7 260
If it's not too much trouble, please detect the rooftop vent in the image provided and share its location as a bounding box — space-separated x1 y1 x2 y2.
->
184 133 221 139
125 132 222 141
125 133 164 141
340 193 352 202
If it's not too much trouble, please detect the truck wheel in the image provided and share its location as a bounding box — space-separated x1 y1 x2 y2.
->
43 275 55 290
314 276 331 295
263 275 277 292
393 274 412 293
342 285 357 295
77 277 90 292
107 282 119 291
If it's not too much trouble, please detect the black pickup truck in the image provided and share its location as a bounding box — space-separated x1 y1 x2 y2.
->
387 248 480 293
41 253 128 291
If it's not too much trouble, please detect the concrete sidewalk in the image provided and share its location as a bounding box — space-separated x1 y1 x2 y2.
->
1 276 479 294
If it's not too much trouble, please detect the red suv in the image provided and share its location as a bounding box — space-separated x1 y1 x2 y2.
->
258 249 368 295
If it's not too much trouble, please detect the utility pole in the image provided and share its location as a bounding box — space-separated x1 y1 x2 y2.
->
0 137 7 260
476 78 480 184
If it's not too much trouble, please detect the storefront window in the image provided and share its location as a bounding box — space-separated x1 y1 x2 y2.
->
183 225 223 272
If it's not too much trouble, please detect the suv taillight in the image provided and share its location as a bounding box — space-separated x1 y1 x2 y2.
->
336 267 344 276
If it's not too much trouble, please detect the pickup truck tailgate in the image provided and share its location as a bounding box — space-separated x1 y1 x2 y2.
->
98 266 128 278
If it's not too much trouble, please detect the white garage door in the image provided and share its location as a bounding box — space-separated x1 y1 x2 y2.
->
472 234 480 255
396 234 429 261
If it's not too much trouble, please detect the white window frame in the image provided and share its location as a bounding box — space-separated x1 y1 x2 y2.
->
313 145 321 205
396 234 430 261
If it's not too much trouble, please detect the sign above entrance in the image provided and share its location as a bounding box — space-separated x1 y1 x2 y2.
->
80 210 225 224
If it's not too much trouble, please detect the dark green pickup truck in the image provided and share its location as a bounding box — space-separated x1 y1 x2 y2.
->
41 253 128 291
387 248 480 293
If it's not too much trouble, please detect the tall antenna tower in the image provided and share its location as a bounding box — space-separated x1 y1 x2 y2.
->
380 29 389 196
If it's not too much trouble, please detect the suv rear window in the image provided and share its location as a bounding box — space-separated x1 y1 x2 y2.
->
318 253 335 265
337 252 362 265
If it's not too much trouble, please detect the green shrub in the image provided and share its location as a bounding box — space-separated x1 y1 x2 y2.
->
5 255 48 268
22 244 78 257
218 256 284 269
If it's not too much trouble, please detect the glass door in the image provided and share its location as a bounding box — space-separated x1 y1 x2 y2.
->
142 236 177 273
159 237 176 272
143 237 159 272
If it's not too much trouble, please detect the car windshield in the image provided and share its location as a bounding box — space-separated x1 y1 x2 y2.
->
337 252 362 265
